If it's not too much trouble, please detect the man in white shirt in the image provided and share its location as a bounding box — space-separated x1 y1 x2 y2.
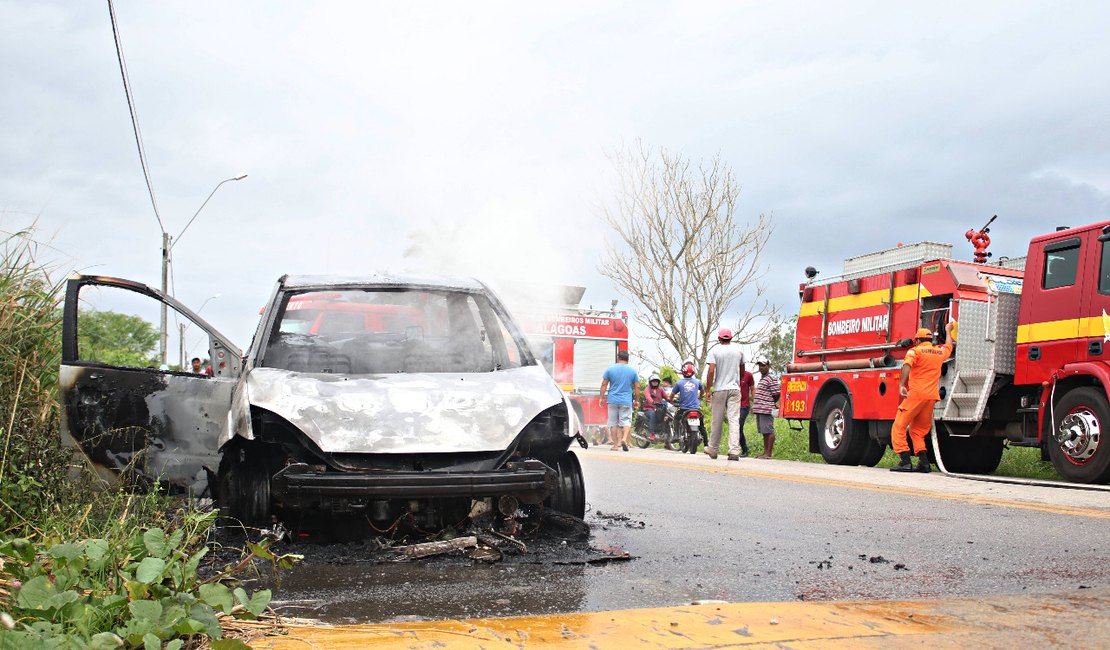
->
705 327 745 460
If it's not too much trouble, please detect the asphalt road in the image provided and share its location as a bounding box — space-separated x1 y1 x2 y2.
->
262 446 1110 624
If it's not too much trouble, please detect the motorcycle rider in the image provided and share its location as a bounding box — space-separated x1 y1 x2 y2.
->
642 374 668 444
670 361 706 452
660 376 677 436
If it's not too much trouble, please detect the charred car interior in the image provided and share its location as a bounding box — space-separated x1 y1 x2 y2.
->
60 274 586 533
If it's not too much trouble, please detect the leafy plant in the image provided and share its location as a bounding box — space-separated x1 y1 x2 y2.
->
0 508 298 648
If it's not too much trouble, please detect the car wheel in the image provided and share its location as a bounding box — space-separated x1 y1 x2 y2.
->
935 433 1004 474
546 451 586 519
1048 387 1110 484
218 451 272 524
816 394 867 465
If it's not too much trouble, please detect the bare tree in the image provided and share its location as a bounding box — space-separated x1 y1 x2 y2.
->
600 142 775 373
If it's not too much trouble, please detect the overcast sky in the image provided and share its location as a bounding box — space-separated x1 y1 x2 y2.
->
3 1 1109 357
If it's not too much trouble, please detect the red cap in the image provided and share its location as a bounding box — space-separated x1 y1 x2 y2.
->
718 327 733 341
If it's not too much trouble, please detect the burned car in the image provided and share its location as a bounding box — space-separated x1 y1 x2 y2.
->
60 274 587 529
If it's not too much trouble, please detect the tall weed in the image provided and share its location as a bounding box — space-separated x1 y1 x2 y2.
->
0 228 73 531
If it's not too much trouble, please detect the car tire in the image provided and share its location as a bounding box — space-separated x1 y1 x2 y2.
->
816 394 867 465
1047 387 1110 484
218 450 272 525
546 451 586 519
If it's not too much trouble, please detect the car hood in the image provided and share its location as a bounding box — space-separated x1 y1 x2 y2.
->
246 365 565 454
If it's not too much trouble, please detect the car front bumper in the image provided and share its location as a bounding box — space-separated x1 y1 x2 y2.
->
270 459 556 507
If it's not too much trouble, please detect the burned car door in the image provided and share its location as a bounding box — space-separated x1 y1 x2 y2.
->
59 275 243 495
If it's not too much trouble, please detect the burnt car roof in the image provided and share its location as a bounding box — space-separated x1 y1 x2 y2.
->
280 274 489 292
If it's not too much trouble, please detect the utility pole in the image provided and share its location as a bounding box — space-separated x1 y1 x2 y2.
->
160 231 171 365
157 175 246 364
179 322 187 370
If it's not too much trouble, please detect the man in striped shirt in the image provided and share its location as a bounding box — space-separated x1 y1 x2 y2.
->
752 359 780 459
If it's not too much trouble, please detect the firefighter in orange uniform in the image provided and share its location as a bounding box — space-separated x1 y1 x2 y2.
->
890 322 956 473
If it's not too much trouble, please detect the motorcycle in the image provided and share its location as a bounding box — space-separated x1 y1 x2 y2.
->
674 407 706 454
631 405 675 448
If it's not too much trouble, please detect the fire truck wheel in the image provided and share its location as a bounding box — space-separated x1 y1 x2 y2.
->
857 439 887 467
936 434 1003 474
546 451 586 519
1048 388 1110 484
816 394 868 465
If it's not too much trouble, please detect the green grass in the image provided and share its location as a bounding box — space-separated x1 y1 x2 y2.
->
994 445 1060 481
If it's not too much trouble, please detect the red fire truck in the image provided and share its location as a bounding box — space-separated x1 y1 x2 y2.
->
514 288 629 440
780 219 1110 484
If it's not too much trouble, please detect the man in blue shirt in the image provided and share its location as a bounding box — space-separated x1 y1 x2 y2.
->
600 350 640 451
671 361 706 453
671 361 705 410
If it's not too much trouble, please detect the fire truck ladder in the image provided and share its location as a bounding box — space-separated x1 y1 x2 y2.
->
941 369 994 425
940 292 1021 427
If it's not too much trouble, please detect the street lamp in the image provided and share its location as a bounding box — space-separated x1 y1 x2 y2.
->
159 174 247 364
178 293 221 370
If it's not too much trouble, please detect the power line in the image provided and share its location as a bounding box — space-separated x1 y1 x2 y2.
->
106 0 164 235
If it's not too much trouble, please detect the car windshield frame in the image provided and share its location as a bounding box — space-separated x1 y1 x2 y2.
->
259 287 534 374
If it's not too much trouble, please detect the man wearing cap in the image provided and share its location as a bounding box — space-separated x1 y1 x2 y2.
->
600 350 641 452
890 322 956 472
751 359 780 458
706 327 745 460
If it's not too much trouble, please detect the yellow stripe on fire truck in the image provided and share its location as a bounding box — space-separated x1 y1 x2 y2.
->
798 284 927 318
1016 316 1108 344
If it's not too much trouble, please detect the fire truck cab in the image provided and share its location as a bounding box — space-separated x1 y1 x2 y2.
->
781 221 1110 484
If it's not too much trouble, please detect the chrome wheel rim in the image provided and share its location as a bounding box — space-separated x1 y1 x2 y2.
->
1057 408 1101 465
824 409 845 450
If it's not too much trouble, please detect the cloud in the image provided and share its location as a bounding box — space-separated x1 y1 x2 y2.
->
2 1 1109 349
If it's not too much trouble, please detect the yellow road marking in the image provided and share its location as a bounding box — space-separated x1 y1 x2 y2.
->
256 589 1110 648
590 454 1110 520
256 598 959 649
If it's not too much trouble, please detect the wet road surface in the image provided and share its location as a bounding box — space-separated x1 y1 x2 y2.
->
256 446 1110 624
